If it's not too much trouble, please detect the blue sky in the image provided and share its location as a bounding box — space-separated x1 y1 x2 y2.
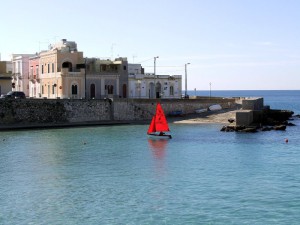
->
1 0 299 90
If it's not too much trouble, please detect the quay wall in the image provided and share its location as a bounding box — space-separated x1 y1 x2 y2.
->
0 98 236 125
242 98 264 110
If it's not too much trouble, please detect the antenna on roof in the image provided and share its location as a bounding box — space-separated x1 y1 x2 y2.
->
111 43 116 60
132 54 137 63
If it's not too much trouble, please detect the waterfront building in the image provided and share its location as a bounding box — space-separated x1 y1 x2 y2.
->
28 54 40 98
36 39 85 99
11 54 35 96
0 61 12 95
128 63 182 99
85 57 128 99
29 39 128 99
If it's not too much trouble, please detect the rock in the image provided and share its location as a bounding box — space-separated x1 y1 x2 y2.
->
239 127 257 133
287 122 296 126
220 126 226 132
234 125 246 131
273 125 286 131
228 118 235 123
263 109 294 123
220 125 235 132
261 126 273 131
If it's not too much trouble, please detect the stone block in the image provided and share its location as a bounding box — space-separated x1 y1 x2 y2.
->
236 110 254 126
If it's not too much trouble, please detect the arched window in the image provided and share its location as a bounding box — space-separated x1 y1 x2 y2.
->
62 62 72 72
107 85 113 94
170 86 174 96
155 82 162 98
72 85 78 95
90 84 95 98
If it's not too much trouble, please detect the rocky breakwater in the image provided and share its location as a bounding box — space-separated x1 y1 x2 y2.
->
221 108 295 133
220 97 295 133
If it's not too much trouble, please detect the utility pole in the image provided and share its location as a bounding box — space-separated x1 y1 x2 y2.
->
185 63 190 98
85 57 87 99
154 56 159 98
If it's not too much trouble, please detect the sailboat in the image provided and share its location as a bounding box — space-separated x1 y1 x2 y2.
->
147 103 172 139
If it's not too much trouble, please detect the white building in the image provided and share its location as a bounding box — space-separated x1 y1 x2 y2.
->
128 64 182 99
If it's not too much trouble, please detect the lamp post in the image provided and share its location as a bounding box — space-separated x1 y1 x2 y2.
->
185 63 190 98
209 82 212 98
84 57 87 99
154 56 159 98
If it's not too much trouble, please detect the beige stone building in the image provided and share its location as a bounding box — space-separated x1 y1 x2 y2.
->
36 39 85 99
0 61 12 95
29 39 128 99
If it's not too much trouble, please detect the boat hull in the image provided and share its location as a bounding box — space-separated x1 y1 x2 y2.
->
195 108 207 113
147 133 172 139
209 104 222 111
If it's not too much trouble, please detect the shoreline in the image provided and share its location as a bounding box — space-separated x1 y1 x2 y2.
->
170 108 238 125
0 109 237 131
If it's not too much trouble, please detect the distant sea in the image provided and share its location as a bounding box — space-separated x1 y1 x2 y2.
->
188 90 300 114
1 90 300 224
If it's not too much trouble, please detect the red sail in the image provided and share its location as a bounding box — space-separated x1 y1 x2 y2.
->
154 103 170 132
147 116 156 134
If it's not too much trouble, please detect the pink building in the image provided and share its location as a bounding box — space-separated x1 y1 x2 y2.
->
29 54 40 97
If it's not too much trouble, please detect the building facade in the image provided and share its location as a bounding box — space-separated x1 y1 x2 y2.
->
23 39 182 99
0 61 12 95
12 54 35 96
85 57 128 99
29 39 85 99
128 64 182 99
28 55 40 98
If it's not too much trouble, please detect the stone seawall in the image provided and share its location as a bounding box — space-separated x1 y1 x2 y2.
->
0 98 236 126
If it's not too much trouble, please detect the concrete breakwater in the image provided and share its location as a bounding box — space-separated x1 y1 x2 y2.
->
0 97 236 129
221 97 295 132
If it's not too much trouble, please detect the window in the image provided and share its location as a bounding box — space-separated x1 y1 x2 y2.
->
30 66 33 76
41 65 44 74
170 86 174 96
107 85 113 94
72 85 78 95
42 85 44 94
48 64 50 73
52 63 54 73
52 85 55 94
123 66 127 70
90 84 95 98
36 66 39 75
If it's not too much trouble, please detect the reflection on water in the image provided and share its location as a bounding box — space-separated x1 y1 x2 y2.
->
148 139 169 159
148 138 170 177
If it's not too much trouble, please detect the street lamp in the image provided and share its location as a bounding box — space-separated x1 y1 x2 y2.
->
84 57 87 99
154 56 159 76
185 63 190 98
154 56 159 98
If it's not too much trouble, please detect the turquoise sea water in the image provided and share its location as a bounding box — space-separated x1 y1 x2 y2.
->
1 90 300 224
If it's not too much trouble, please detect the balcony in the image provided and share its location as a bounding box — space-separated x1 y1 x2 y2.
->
61 68 84 77
12 73 20 79
29 74 36 80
